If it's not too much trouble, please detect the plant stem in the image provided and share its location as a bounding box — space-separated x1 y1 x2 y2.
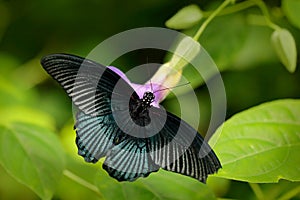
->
202 0 256 17
249 183 265 200
278 185 300 200
196 0 280 41
250 0 280 30
193 0 234 41
63 169 103 198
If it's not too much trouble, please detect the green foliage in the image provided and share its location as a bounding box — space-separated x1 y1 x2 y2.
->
198 13 249 71
95 169 216 200
271 29 297 73
165 4 203 30
209 99 300 183
0 0 300 199
282 0 300 29
0 123 65 199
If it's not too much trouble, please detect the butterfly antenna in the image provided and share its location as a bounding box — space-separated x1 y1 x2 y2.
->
149 78 154 93
153 82 190 94
146 56 154 92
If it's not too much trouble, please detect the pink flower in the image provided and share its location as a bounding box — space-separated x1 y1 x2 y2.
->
108 66 173 108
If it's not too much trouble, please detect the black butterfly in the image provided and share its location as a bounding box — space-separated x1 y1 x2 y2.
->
41 53 221 182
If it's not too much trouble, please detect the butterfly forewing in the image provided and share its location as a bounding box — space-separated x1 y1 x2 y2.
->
41 53 140 163
41 54 134 116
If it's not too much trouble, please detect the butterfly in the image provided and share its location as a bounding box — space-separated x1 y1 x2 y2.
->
41 53 221 183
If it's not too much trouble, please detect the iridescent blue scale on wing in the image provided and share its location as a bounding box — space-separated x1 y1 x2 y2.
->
103 138 159 181
75 111 119 163
41 53 221 183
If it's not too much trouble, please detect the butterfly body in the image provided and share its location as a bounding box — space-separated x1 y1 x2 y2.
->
129 91 155 127
41 53 221 182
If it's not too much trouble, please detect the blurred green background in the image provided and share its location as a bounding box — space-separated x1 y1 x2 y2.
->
0 0 300 199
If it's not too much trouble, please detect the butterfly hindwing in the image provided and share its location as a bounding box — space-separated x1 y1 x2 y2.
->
75 111 121 163
147 108 221 183
103 136 159 181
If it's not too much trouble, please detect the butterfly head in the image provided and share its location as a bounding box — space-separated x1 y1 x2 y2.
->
142 91 155 106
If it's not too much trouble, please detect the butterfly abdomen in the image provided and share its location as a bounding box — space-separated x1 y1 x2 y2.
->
129 98 151 127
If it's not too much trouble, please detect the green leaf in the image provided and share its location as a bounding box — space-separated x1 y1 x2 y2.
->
206 177 231 197
95 169 216 200
139 171 216 200
282 0 300 29
165 4 203 30
209 99 300 183
0 77 26 106
0 123 65 199
56 155 103 200
271 29 297 73
0 106 56 130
